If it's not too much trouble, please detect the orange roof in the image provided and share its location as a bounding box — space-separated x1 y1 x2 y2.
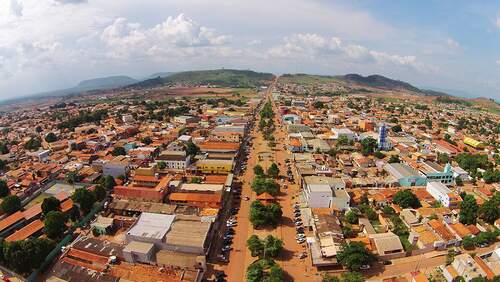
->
204 175 227 184
22 204 42 221
290 138 301 147
199 141 240 151
256 192 275 201
0 211 24 232
448 223 471 238
473 256 495 279
428 219 455 241
61 199 74 213
169 192 221 203
67 248 109 264
6 219 44 242
133 175 159 182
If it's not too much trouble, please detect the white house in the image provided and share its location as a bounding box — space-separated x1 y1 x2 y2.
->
426 181 461 209
331 128 357 142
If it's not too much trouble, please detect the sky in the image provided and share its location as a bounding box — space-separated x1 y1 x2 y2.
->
0 0 499 100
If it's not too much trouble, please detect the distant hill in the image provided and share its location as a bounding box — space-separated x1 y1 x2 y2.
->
144 72 175 80
341 74 422 93
280 73 456 96
26 75 138 99
129 69 275 89
76 75 138 90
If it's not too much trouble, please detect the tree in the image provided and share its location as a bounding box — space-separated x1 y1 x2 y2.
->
342 224 355 238
337 135 350 146
392 124 402 133
263 235 283 258
313 101 325 109
365 208 378 221
99 175 116 190
459 194 478 225
337 242 375 271
141 136 152 145
111 146 126 156
360 193 369 205
388 155 400 163
455 176 463 186
44 211 67 240
475 231 498 246
247 235 264 257
0 180 9 198
0 142 9 154
462 235 475 250
0 195 21 215
253 165 265 177
251 176 279 196
374 151 385 159
41 197 61 215
24 137 41 151
267 163 280 179
65 171 79 184
44 132 58 143
479 192 500 224
246 259 283 282
346 211 359 224
157 161 166 170
3 238 55 274
382 206 395 215
393 190 421 209
186 140 200 157
250 201 282 228
437 153 450 165
483 169 500 184
72 188 96 214
190 177 202 184
360 137 377 156
94 185 106 201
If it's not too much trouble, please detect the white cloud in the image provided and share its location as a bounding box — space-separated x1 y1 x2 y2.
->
100 14 230 59
496 59 500 65
267 33 433 73
496 15 500 29
446 38 460 49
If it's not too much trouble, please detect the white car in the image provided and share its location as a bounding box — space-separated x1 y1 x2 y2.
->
360 265 370 270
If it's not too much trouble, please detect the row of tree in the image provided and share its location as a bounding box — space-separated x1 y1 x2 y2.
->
249 200 282 229
0 238 55 274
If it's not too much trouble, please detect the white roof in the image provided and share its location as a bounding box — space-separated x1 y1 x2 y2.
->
127 213 175 240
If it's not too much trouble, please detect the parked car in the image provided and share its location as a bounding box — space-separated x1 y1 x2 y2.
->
294 221 303 226
298 252 307 259
382 260 392 265
360 265 370 270
296 238 306 244
221 246 233 252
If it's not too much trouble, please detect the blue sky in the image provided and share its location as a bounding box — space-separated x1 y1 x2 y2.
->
0 0 499 100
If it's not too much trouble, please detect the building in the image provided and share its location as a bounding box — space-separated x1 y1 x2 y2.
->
378 123 391 151
463 137 485 149
173 115 199 124
359 120 375 132
196 159 233 174
426 182 461 209
157 151 191 170
442 254 489 282
302 176 346 209
103 156 130 178
384 163 427 187
369 232 405 259
123 241 156 264
331 128 356 141
419 162 454 185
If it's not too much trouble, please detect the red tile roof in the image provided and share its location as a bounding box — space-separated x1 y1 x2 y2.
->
6 219 44 242
0 211 24 233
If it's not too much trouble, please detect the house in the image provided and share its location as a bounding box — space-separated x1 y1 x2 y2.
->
463 137 485 149
426 182 461 209
369 232 405 259
103 156 130 178
302 176 346 209
442 254 489 282
174 115 199 124
418 162 454 186
157 150 191 170
196 159 233 174
331 128 356 141
384 163 427 187
91 216 115 235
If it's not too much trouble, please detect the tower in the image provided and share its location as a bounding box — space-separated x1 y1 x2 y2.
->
378 123 387 150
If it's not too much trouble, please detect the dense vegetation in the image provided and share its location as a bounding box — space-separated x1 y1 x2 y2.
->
249 200 282 228
131 69 274 89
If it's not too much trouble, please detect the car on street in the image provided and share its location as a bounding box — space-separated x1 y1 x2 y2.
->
226 222 237 227
221 246 232 252
296 238 306 244
360 265 370 270
296 227 304 233
294 221 303 226
298 252 307 259
382 260 392 265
